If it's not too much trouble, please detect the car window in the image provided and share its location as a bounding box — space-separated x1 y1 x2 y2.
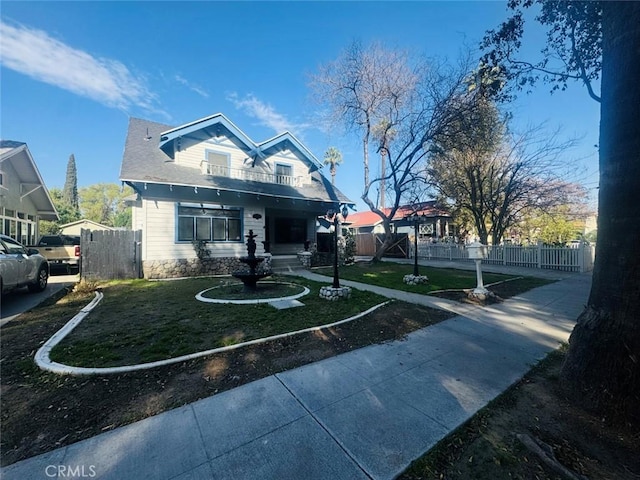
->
62 236 80 245
39 236 63 246
3 237 26 254
0 242 7 254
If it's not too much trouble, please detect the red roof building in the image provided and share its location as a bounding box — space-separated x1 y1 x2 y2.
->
347 201 455 239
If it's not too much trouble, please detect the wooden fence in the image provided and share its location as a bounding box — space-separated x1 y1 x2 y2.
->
411 241 595 273
355 233 409 257
81 229 142 280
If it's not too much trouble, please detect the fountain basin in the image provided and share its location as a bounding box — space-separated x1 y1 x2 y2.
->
232 255 271 292
232 271 272 292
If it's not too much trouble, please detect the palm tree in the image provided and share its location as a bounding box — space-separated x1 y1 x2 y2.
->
323 147 343 186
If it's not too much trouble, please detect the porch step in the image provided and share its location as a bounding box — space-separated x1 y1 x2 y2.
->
270 255 304 273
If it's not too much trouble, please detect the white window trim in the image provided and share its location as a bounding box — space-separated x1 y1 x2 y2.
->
202 149 230 176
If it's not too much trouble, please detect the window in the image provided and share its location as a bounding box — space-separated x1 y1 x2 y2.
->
177 204 241 242
203 151 229 176
2 236 26 254
0 172 4 187
275 163 293 185
419 224 434 235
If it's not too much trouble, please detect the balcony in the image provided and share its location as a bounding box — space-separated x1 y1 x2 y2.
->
204 164 305 187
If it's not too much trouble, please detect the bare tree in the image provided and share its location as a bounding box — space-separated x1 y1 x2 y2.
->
429 119 579 245
310 41 473 259
518 184 594 245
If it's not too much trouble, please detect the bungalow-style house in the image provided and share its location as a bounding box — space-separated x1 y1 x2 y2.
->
0 140 58 245
347 201 455 240
60 219 115 236
120 113 353 279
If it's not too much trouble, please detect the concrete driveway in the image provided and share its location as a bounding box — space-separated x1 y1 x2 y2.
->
0 271 78 326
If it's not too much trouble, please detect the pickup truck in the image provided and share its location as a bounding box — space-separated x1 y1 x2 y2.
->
33 235 80 273
0 234 49 295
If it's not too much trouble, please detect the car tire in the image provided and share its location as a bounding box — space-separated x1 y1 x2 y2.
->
28 266 49 293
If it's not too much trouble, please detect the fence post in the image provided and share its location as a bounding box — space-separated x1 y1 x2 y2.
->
537 242 542 269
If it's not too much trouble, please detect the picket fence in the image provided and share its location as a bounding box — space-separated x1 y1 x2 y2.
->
412 241 594 273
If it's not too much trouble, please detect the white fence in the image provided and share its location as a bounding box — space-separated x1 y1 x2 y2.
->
412 242 594 273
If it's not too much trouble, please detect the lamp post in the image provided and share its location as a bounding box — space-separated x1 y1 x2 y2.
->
404 212 425 276
328 204 349 288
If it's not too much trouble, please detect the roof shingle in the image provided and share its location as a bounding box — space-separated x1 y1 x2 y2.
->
120 117 352 205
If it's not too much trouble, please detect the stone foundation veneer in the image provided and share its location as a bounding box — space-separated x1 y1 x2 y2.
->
143 255 273 279
297 251 312 268
319 285 352 301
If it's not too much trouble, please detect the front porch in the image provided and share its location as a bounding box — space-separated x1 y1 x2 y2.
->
262 207 319 256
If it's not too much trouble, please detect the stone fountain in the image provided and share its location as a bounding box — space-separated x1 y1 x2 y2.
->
233 229 271 292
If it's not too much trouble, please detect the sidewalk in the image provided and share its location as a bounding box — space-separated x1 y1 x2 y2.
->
2 270 591 480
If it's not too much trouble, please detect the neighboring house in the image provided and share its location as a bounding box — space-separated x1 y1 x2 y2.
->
120 113 353 279
60 219 115 236
347 201 455 239
0 140 58 245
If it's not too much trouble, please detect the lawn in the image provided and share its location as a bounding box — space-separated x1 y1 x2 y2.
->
50 275 388 368
314 261 551 294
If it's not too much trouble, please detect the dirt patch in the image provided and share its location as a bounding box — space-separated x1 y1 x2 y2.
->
429 277 553 306
400 349 640 480
0 296 449 466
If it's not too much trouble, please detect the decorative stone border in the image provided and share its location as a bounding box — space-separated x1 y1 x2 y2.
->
403 274 429 285
465 289 497 302
195 281 310 305
34 290 390 376
319 285 352 301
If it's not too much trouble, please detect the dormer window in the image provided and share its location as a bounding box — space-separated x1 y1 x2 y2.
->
203 151 229 176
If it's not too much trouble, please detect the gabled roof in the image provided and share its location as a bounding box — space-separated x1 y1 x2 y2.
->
60 219 114 230
120 117 352 206
0 140 58 220
157 112 323 171
348 202 451 228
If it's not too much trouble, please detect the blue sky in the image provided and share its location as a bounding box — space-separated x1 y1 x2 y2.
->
1 1 600 212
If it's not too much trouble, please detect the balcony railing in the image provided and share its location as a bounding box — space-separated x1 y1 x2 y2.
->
205 164 305 187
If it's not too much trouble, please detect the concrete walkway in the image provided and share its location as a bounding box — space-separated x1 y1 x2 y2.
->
2 268 591 480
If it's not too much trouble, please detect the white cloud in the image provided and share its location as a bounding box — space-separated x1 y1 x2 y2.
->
227 92 308 134
175 74 209 98
0 20 159 112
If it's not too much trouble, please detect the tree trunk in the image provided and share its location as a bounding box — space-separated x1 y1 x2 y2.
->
560 2 640 428
373 218 394 261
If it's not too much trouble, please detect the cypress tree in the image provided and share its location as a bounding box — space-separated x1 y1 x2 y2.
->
63 154 79 210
